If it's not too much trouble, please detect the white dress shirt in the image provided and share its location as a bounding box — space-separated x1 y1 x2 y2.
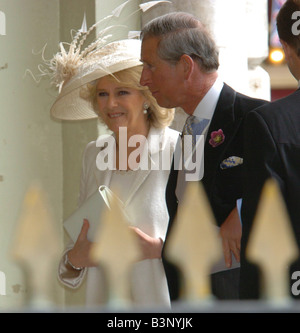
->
192 77 224 140
176 78 224 199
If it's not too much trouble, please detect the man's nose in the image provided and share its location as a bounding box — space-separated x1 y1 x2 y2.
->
140 67 151 87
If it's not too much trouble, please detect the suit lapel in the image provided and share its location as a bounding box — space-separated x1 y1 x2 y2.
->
204 84 240 181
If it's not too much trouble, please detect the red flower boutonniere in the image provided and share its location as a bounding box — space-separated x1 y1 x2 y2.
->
209 129 225 147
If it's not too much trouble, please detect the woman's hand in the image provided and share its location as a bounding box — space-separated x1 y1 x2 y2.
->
130 226 163 260
67 219 98 269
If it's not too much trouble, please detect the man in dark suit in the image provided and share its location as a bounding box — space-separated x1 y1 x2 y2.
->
140 12 268 300
240 0 300 299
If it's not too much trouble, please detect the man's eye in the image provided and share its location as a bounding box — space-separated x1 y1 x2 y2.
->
144 63 153 70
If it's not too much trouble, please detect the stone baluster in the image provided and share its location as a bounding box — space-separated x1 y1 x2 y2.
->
165 182 222 302
89 189 140 307
11 184 61 309
246 179 299 303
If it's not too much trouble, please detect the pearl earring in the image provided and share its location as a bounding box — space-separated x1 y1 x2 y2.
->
143 102 149 114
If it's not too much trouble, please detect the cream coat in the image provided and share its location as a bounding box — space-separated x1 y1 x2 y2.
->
58 126 179 307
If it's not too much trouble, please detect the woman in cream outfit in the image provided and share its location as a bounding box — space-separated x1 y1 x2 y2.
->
52 38 179 307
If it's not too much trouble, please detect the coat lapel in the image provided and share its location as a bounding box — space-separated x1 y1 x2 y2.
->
94 127 165 207
125 127 167 206
203 84 240 181
124 169 151 207
92 135 151 207
93 134 114 188
93 168 112 188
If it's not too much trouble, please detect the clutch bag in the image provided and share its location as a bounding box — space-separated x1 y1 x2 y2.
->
63 185 124 242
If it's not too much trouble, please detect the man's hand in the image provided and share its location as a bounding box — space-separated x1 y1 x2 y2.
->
220 207 242 268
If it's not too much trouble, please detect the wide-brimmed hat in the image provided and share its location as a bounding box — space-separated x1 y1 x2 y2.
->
42 0 172 120
50 39 142 120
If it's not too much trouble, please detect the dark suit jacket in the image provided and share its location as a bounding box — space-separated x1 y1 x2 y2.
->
240 88 300 299
164 83 268 300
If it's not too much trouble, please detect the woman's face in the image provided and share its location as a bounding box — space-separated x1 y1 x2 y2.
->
96 76 148 135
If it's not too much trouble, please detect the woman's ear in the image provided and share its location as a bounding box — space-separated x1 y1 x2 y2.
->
179 54 194 80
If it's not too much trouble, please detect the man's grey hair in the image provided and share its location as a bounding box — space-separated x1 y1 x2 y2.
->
141 12 219 72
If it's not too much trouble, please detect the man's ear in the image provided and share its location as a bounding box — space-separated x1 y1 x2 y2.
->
179 54 194 80
280 39 290 58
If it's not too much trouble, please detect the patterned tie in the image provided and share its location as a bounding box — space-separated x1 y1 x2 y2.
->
182 116 209 157
182 115 196 157
182 115 195 137
176 117 209 200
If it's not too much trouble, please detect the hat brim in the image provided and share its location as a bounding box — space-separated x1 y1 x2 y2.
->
50 87 97 120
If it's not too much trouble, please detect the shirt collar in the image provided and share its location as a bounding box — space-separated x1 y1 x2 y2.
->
193 77 224 120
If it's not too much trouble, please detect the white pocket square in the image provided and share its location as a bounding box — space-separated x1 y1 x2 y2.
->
220 156 243 170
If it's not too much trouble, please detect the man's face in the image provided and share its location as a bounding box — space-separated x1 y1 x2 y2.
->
140 36 184 109
280 39 300 81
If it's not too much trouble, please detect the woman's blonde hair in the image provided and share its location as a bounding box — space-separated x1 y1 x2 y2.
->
84 65 174 128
